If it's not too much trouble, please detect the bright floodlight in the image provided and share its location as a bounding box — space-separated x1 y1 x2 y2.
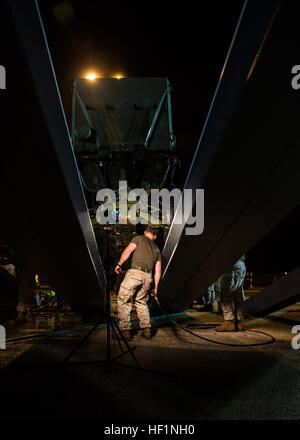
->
86 73 97 80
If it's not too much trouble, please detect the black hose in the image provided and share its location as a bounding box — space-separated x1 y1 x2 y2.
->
4 298 276 348
153 296 276 347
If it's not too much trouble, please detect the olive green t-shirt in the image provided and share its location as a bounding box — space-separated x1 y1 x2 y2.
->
130 235 161 271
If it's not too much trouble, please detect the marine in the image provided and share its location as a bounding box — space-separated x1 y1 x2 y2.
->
115 225 162 340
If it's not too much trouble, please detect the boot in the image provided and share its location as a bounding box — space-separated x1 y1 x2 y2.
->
236 320 245 331
215 320 236 332
141 328 152 339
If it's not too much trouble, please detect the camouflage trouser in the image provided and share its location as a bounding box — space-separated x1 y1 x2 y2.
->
117 269 152 331
220 260 246 321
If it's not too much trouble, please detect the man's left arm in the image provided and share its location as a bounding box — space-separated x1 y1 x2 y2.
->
153 260 161 295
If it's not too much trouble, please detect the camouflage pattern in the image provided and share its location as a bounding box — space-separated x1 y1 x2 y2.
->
117 268 152 330
220 259 246 321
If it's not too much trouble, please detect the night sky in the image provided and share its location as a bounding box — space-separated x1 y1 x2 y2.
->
16 1 300 274
39 0 244 183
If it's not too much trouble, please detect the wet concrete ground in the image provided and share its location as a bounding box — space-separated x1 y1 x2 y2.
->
0 297 300 420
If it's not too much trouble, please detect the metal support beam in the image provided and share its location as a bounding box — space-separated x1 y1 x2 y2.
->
144 89 167 148
246 267 300 316
156 0 292 313
162 0 280 273
2 0 106 311
166 79 175 150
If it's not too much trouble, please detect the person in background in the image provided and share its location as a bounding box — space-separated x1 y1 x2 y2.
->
201 283 216 312
215 255 246 332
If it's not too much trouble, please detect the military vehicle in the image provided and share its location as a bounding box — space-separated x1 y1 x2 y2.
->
71 77 179 281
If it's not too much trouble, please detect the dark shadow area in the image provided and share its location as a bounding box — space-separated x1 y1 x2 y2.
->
247 202 300 274
264 315 300 327
0 336 278 420
0 270 17 322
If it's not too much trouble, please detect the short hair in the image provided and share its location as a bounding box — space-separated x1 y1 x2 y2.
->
145 225 157 236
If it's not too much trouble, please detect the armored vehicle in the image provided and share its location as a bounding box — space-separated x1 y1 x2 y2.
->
71 77 179 276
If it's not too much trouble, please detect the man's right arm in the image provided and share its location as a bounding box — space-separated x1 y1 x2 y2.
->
115 242 137 274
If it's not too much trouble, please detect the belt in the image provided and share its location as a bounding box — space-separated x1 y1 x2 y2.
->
131 265 152 273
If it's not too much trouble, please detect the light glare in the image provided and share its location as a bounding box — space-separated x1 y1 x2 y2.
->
86 73 97 80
